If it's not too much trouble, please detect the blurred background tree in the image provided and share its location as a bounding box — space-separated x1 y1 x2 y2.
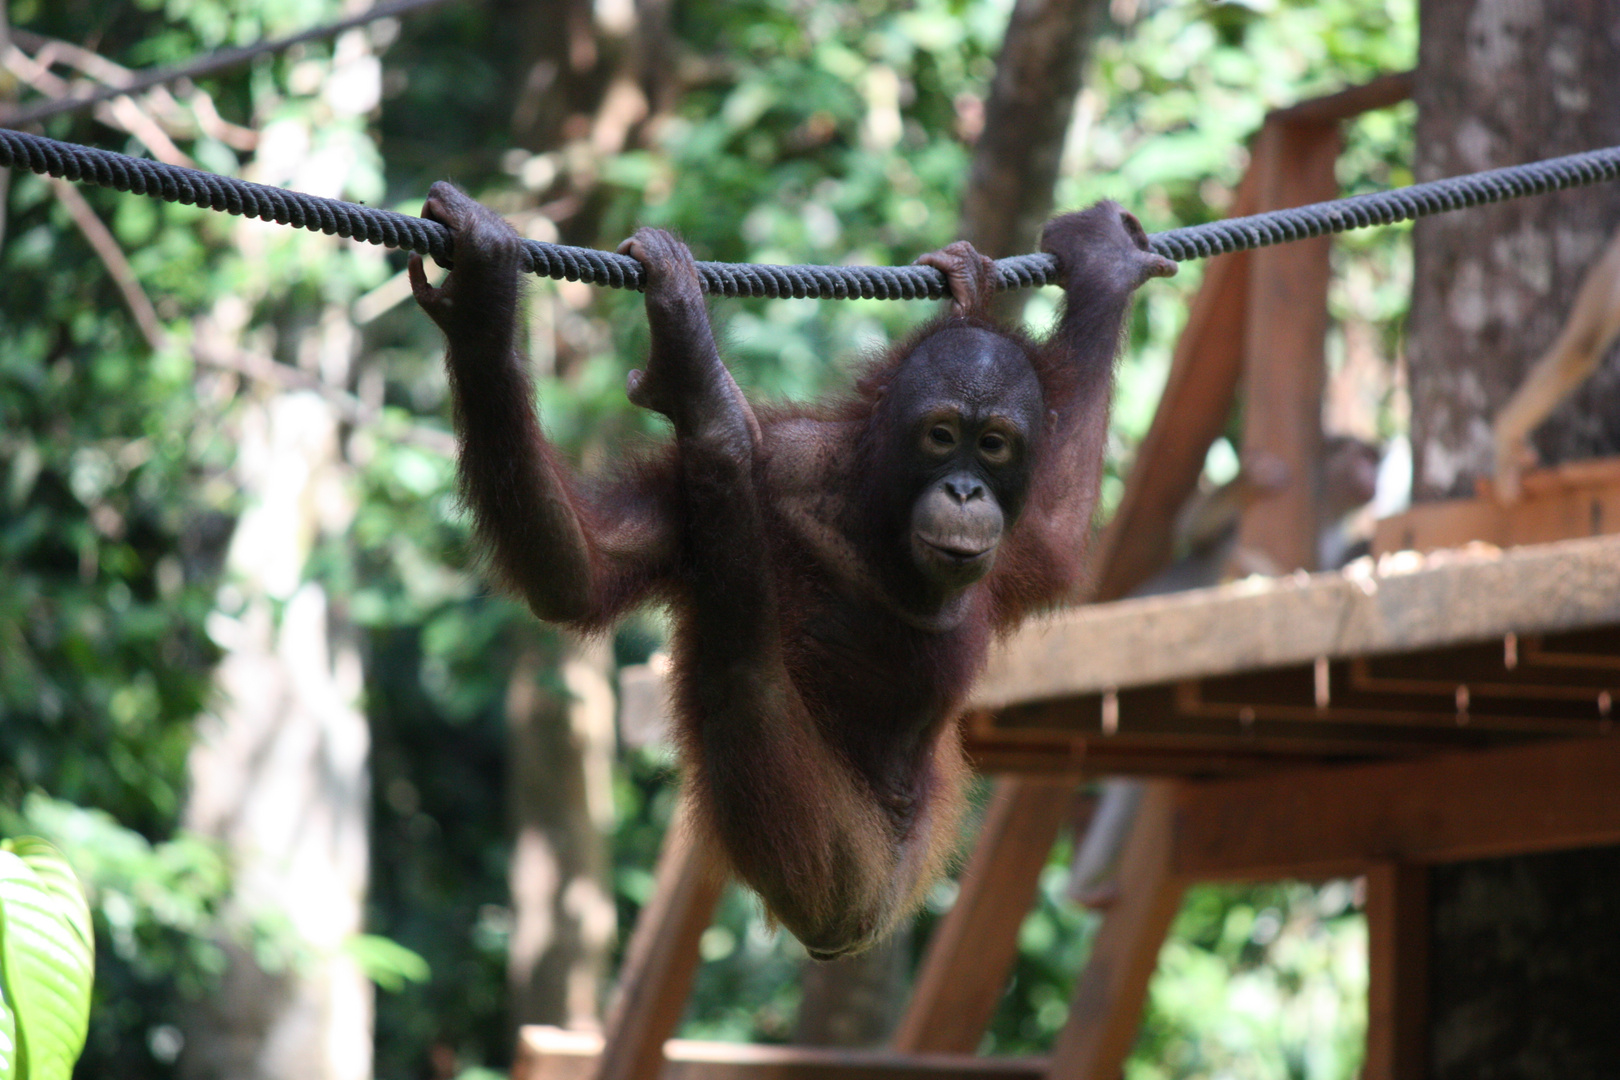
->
0 0 1415 1077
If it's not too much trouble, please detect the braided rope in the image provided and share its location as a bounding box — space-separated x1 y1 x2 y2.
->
4 128 1620 300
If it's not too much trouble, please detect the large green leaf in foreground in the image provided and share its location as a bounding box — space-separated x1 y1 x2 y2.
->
0 974 17 1080
0 839 94 1080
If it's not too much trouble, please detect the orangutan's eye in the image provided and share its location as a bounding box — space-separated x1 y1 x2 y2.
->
979 432 1012 463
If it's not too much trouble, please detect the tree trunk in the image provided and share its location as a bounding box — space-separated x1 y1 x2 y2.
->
498 0 677 249
494 0 646 1036
959 0 1110 325
960 0 1111 261
1408 3 1620 1075
181 392 372 1080
1409 0 1620 501
506 638 618 1032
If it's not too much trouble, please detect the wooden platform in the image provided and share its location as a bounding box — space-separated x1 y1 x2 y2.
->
516 1028 1047 1080
964 534 1620 776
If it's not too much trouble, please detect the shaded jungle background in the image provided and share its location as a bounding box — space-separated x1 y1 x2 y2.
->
0 0 1415 1077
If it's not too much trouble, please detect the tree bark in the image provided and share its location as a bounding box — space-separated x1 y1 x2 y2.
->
493 0 642 1035
181 392 372 1080
506 639 618 1033
1409 0 1620 501
1408 3 1620 1075
959 0 1112 262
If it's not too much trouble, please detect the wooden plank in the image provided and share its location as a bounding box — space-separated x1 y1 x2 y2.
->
597 807 726 1080
1088 168 1258 602
973 534 1620 706
1373 456 1620 556
517 1029 1048 1080
518 1028 603 1080
962 741 1351 778
989 715 1515 760
1513 455 1620 495
991 685 1530 751
894 777 1080 1053
1190 662 1613 734
1047 781 1186 1079
1357 637 1620 692
1235 118 1342 573
1172 734 1620 880
1529 628 1620 673
959 744 1328 777
1363 863 1429 1080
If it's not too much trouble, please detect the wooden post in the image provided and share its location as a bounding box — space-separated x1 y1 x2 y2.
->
1364 862 1429 1080
1234 118 1342 574
893 777 1080 1052
596 806 725 1080
1046 781 1185 1080
1087 168 1258 602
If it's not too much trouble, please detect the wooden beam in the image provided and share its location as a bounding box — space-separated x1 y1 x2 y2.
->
597 808 726 1080
517 1028 1048 1080
1363 863 1429 1080
962 741 1325 778
1373 456 1620 556
1235 117 1342 574
1269 71 1414 125
1046 781 1186 1080
894 777 1080 1052
973 534 1620 707
1173 735 1620 880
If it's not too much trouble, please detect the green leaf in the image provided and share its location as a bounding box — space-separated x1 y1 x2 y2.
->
0 978 18 1080
342 934 430 993
0 841 95 1080
4 842 92 961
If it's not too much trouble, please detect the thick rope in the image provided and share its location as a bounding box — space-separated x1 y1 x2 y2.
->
3 128 1620 299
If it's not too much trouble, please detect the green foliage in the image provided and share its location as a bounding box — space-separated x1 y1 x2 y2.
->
0 837 95 1080
1131 883 1368 1080
4 0 425 1072
6 797 232 1000
452 1068 507 1080
1 112 231 1078
559 0 1011 424
983 850 1102 1049
342 935 431 994
1050 0 1418 516
0 175 224 840
1 975 15 1080
363 617 517 1077
619 0 993 263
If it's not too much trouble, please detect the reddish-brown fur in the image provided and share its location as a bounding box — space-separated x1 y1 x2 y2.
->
411 184 1172 957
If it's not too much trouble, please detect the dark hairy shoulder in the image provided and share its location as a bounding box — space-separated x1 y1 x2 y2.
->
759 411 860 493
